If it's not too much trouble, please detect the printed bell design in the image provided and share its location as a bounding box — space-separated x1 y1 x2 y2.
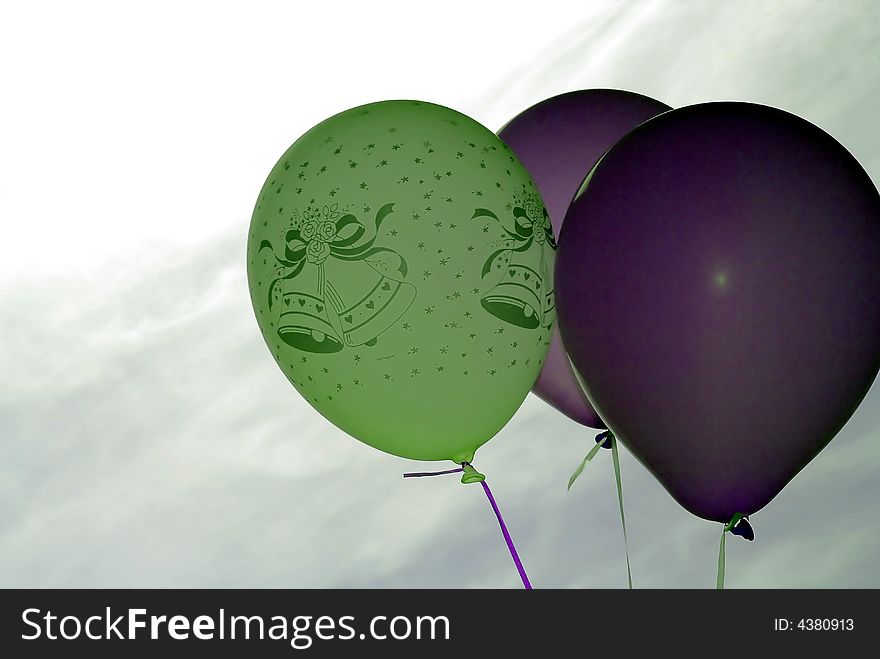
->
481 256 545 329
261 201 414 352
277 264 345 353
473 203 556 330
322 258 416 347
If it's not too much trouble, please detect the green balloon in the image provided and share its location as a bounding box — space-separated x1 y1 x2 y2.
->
247 100 555 463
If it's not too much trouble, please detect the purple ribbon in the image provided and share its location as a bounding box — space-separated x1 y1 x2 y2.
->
479 480 532 589
403 465 532 590
403 467 465 478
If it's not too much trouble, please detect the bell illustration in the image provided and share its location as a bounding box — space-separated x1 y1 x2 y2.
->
481 258 545 329
322 258 416 347
277 265 344 353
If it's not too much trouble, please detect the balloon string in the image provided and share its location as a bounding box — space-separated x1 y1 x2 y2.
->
716 512 744 590
567 431 632 588
566 442 603 490
479 479 532 590
402 463 532 589
403 467 465 478
610 435 633 589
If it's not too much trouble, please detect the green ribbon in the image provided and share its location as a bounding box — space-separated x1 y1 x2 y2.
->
610 435 633 590
567 442 603 491
259 203 406 310
716 512 744 590
568 431 633 589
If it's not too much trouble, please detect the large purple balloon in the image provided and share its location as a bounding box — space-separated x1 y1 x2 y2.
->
499 90 671 428
556 102 880 523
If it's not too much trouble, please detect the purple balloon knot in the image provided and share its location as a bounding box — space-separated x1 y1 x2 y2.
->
729 516 755 542
595 430 613 450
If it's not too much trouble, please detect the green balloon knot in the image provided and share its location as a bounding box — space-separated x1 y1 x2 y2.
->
460 462 485 484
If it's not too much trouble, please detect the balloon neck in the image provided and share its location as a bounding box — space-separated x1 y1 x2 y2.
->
460 462 486 484
724 513 755 541
595 430 614 450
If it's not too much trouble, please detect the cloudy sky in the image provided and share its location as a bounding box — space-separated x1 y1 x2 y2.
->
2 0 879 588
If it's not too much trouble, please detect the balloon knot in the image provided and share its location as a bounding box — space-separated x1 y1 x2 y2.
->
401 462 486 484
595 430 613 450
724 513 755 541
460 461 486 484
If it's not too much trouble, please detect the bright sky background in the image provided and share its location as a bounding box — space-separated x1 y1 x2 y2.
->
2 0 880 587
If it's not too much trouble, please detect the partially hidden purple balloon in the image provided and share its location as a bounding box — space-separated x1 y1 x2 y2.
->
556 102 880 522
499 90 671 428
